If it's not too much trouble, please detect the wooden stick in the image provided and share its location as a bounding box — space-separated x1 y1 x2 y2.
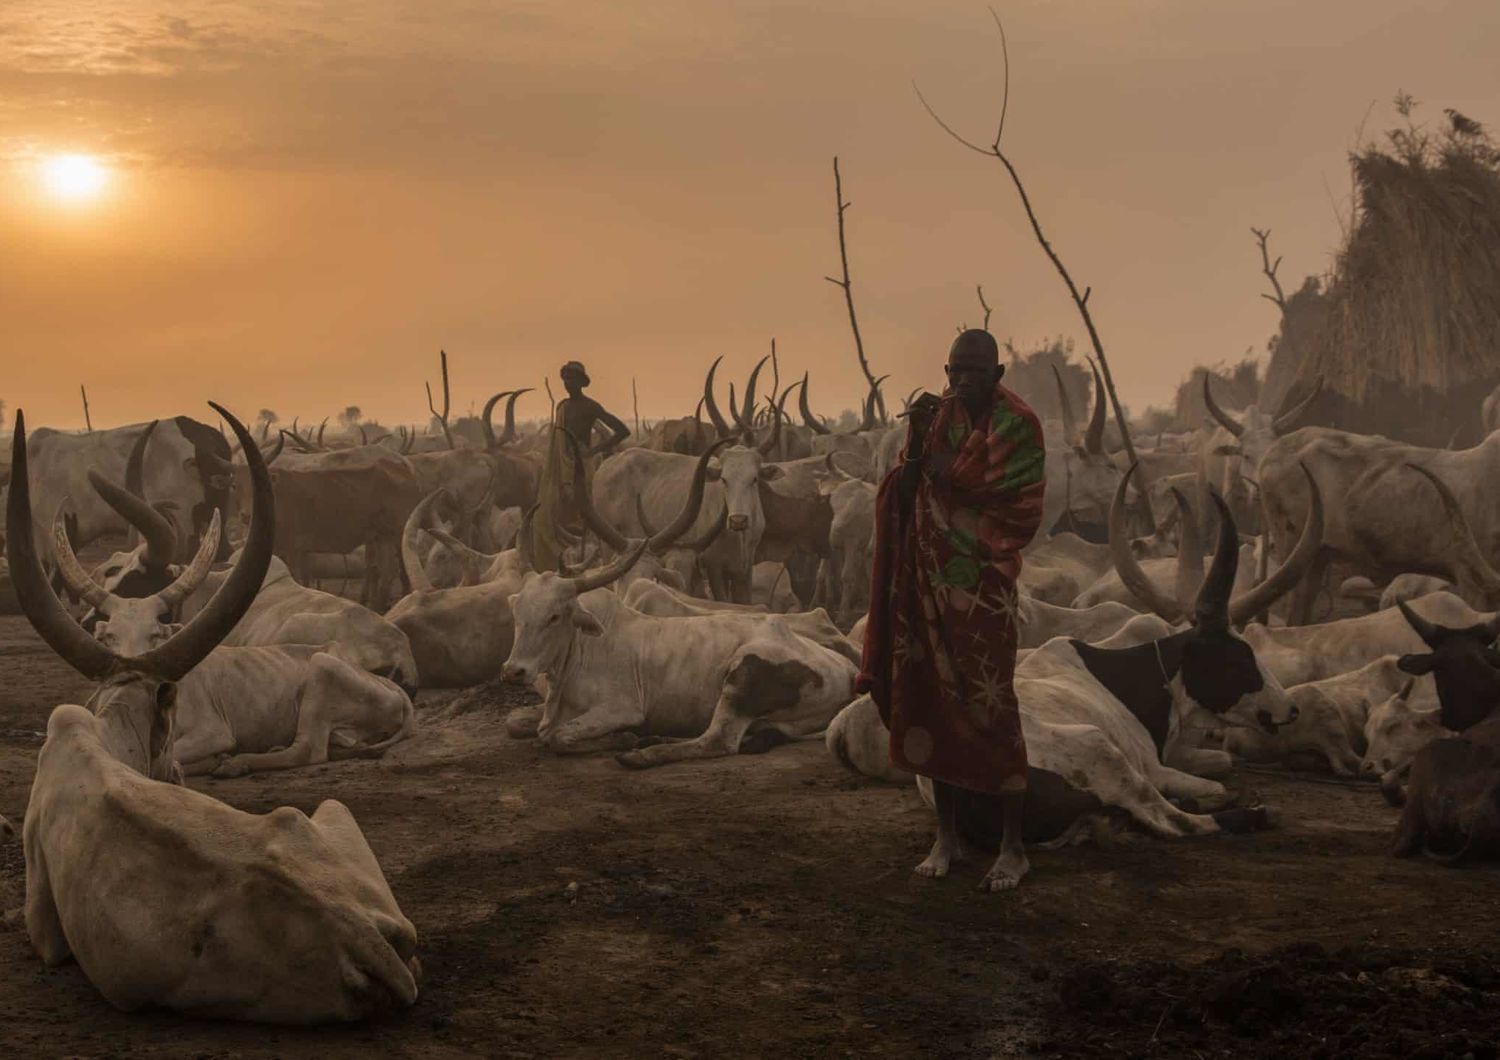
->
977 285 993 331
824 157 886 424
915 11 1148 515
632 377 641 437
425 349 454 449
80 384 93 432
545 376 557 424
1251 227 1289 312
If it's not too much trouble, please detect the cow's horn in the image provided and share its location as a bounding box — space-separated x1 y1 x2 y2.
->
1202 375 1245 438
1169 487 1203 616
1051 365 1079 446
558 428 629 552
703 357 734 438
1192 488 1243 631
677 503 728 552
124 420 159 503
401 489 447 594
1084 359 1108 455
1397 599 1440 648
635 494 660 538
51 508 114 611
1228 463 1324 626
500 389 531 447
7 415 119 679
481 390 511 448
799 374 831 435
649 437 733 554
156 509 223 609
1272 375 1324 436
740 356 769 433
132 404 274 681
567 537 650 595
1401 462 1500 602
1108 464 1183 622
861 375 889 433
89 470 178 570
757 384 790 456
264 433 286 466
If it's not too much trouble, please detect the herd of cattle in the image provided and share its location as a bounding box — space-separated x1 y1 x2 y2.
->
1 357 1499 1024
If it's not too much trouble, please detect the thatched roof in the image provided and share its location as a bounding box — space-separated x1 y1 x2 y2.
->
1288 107 1500 444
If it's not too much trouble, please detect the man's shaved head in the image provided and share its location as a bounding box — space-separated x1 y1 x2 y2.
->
949 329 1000 368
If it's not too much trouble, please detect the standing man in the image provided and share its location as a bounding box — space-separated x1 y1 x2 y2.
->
531 361 631 570
857 329 1046 892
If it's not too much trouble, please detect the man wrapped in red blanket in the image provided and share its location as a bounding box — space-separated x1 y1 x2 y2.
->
857 329 1046 891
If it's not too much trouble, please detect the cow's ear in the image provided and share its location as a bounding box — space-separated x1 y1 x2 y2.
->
572 610 605 636
1396 653 1436 676
759 465 784 482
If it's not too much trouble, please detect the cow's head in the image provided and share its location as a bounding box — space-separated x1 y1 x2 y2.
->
1362 678 1446 784
1394 602 1500 733
6 404 275 781
502 541 649 727
1109 465 1324 734
567 429 729 594
709 445 781 536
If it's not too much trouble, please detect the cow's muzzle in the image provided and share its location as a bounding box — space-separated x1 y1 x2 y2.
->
727 515 749 533
502 663 530 685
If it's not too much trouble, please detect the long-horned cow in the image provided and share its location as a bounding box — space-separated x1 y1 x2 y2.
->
7 405 419 1022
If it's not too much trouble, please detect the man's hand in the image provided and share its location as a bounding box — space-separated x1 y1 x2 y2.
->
906 392 942 436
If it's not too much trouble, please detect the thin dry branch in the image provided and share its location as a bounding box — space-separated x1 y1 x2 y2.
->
544 376 557 423
1251 227 1289 312
977 285 993 331
425 349 454 449
632 377 641 437
824 157 887 423
79 384 92 433
914 9 1146 498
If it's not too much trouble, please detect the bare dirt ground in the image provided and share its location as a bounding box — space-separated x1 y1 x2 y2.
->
2 612 1500 1058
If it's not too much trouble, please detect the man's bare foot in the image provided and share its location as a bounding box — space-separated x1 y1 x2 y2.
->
979 847 1029 892
914 837 965 878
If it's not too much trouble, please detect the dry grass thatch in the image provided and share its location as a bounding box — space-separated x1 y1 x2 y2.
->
1295 103 1500 419
1260 276 1331 413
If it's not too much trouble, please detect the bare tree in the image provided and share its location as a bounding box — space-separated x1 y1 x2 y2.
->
977 285 994 331
824 157 887 424
425 349 454 449
1250 227 1289 314
915 10 1147 496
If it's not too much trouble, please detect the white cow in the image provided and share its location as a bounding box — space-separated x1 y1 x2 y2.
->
501 543 857 766
7 403 420 1022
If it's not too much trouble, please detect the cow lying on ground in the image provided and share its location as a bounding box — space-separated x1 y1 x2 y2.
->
7 404 419 1021
1385 604 1500 862
1225 656 1436 776
502 541 857 767
831 477 1322 848
54 515 415 777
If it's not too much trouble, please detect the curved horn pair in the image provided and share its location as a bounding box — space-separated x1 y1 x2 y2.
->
1108 462 1322 627
9 404 275 681
400 488 451 593
703 357 735 438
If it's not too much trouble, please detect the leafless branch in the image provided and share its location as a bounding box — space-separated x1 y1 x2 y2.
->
827 157 887 423
1250 227 1289 313
544 376 556 423
425 349 454 449
79 384 92 433
632 377 641 437
976 285 993 331
914 9 1147 501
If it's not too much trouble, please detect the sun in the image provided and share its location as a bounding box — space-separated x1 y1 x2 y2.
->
39 153 110 204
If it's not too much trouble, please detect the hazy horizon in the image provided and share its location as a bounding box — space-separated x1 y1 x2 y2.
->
3 0 1497 431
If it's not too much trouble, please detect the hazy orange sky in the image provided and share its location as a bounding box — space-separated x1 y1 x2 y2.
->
3 1 1497 431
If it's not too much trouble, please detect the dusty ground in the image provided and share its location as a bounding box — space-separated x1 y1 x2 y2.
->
2 612 1500 1058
